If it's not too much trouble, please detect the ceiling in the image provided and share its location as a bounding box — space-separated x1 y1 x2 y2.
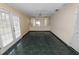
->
8 3 65 17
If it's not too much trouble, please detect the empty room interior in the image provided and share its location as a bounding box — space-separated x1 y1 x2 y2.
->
0 3 79 55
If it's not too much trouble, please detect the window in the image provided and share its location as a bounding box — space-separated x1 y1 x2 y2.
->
12 15 21 39
30 17 49 27
0 10 21 48
44 18 48 26
31 18 35 26
0 12 13 47
36 21 40 26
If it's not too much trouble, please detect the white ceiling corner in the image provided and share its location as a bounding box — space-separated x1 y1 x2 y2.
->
7 3 65 17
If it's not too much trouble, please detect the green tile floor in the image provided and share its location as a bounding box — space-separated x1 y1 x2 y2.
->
6 32 78 55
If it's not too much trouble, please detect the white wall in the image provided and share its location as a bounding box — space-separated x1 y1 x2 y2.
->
50 4 79 51
71 10 79 52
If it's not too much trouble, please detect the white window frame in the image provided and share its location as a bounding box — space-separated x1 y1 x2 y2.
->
0 9 21 55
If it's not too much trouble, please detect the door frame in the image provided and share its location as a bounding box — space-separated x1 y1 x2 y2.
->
10 12 21 40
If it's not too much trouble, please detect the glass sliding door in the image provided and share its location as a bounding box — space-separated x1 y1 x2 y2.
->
12 15 21 39
0 12 13 47
0 10 21 52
